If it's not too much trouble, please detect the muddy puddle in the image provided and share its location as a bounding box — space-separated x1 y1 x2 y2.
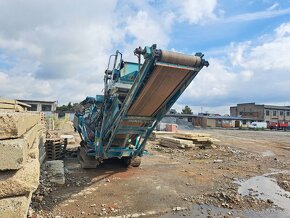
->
163 170 290 218
235 172 290 216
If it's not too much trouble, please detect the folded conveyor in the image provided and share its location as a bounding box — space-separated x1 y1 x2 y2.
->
103 45 208 155
76 44 209 167
129 50 206 114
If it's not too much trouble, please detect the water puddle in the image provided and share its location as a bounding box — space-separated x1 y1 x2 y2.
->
235 171 290 216
162 170 290 218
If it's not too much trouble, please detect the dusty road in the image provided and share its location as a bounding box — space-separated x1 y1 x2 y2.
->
32 128 290 218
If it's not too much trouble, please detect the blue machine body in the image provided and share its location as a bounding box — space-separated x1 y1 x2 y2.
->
75 44 209 165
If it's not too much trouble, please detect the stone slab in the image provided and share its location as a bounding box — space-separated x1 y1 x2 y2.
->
28 132 45 161
0 158 40 198
0 98 30 108
46 160 65 185
0 103 24 112
174 132 211 140
0 192 32 218
160 136 193 145
160 136 195 149
0 124 45 170
39 151 46 165
0 112 41 140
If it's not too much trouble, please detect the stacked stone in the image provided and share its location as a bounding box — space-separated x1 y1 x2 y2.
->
0 101 45 218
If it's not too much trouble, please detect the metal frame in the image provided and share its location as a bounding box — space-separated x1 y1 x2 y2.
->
76 44 208 163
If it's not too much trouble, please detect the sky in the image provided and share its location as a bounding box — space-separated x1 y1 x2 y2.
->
0 0 290 114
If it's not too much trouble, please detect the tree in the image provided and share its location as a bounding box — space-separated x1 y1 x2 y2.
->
72 103 81 112
67 102 72 110
181 105 193 114
169 109 178 114
56 102 74 112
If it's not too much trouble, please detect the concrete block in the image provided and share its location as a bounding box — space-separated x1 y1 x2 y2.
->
0 124 44 170
0 192 32 218
0 158 40 198
0 112 41 140
45 160 65 185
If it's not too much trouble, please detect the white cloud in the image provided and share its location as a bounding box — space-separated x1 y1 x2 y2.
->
0 37 42 57
0 0 182 104
275 22 290 37
224 7 290 22
267 3 279 11
0 73 52 99
190 58 237 97
168 0 218 24
0 0 130 103
242 24 290 71
240 70 254 81
177 22 290 113
229 41 251 66
0 0 290 116
125 10 170 50
0 72 8 85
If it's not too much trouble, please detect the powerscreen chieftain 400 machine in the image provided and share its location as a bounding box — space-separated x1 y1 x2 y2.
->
75 44 209 168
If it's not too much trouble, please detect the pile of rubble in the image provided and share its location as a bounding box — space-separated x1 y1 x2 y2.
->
0 98 45 217
30 160 65 216
157 132 219 149
192 190 274 211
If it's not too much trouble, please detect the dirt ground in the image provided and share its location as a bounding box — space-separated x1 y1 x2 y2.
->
32 125 290 218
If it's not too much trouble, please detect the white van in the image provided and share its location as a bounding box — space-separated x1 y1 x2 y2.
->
249 122 267 129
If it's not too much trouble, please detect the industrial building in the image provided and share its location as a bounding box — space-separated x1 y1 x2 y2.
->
192 115 260 128
163 114 259 129
230 103 290 123
17 99 57 116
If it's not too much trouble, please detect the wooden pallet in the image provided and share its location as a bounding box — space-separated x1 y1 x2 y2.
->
45 138 64 160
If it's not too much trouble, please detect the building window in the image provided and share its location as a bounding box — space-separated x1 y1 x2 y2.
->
280 111 284 116
266 110 269 116
287 111 290 116
273 110 277 116
41 104 52 111
28 104 37 111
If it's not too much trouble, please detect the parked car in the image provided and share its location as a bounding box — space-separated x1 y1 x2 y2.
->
267 122 288 130
249 122 267 129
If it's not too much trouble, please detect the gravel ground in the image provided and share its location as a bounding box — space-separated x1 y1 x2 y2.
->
30 127 290 218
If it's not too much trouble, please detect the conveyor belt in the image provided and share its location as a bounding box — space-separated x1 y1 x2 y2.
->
128 50 202 117
108 49 206 148
77 45 208 160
